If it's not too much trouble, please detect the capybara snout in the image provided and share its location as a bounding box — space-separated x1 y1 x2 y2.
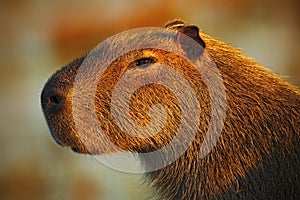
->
41 56 89 152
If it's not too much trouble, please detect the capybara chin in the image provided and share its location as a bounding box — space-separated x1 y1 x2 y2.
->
41 19 299 199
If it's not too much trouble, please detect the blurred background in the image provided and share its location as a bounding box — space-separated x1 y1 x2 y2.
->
0 0 299 199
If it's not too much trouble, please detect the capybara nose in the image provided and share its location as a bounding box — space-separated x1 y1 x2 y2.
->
41 57 85 114
41 80 67 113
41 88 64 111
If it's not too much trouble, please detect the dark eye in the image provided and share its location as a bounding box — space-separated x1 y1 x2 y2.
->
134 58 156 67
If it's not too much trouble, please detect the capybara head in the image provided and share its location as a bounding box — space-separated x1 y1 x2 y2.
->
41 20 213 156
41 20 299 199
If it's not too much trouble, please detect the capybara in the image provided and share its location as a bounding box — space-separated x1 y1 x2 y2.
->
41 19 299 199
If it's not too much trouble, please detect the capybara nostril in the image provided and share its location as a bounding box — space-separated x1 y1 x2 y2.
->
48 94 62 106
41 86 65 111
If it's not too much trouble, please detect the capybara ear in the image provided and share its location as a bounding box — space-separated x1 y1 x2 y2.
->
177 25 206 59
164 19 186 30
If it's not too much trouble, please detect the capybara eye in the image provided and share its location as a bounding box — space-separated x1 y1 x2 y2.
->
134 57 156 67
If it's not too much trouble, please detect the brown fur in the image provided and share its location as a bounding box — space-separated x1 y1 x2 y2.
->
41 20 300 199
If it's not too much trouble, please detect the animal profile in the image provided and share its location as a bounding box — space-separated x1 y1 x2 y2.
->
41 19 300 199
